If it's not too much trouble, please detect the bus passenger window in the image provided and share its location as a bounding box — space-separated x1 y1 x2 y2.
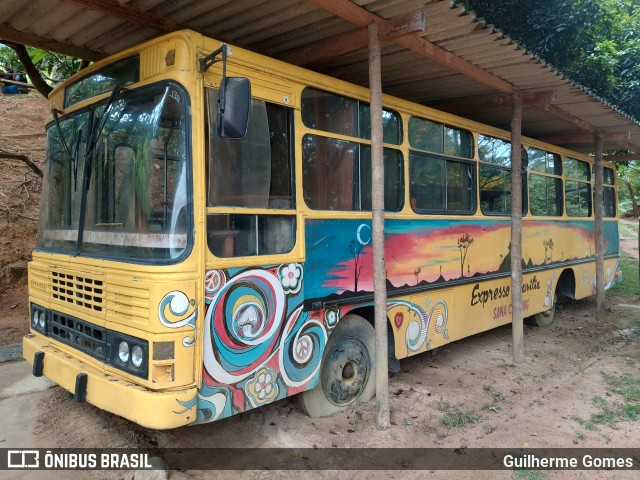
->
528 148 563 217
302 135 403 212
478 135 527 216
479 165 511 214
409 152 474 213
529 174 563 216
565 157 591 217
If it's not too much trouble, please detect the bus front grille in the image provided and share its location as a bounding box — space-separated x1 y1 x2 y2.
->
51 270 105 312
50 311 107 361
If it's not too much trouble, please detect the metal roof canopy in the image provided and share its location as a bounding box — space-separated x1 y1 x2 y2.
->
1 0 639 154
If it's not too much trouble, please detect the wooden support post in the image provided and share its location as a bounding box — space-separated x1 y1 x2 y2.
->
368 22 390 430
594 131 606 320
510 91 524 364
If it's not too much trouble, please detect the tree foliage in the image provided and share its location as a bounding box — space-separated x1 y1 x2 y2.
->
0 42 87 97
460 0 640 120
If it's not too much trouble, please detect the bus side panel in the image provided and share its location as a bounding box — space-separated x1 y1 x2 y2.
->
193 265 327 423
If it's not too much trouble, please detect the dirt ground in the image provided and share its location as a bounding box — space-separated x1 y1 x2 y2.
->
0 94 47 347
1 95 640 479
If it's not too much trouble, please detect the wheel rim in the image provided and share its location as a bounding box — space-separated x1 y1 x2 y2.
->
321 337 371 406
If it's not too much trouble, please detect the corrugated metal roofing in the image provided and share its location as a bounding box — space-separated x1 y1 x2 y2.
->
1 0 638 153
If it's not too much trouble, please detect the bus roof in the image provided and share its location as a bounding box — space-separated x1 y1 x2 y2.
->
1 0 639 157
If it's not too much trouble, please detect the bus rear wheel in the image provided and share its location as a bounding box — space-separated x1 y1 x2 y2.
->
299 314 376 418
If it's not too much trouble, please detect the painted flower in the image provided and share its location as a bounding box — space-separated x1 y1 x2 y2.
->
245 367 279 406
324 308 340 328
279 263 303 294
255 371 274 399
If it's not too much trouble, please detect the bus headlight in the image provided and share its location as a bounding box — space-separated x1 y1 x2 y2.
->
131 345 143 368
108 332 148 378
118 341 130 363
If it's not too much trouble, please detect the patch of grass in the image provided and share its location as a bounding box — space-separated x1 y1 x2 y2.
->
572 372 640 430
608 252 639 298
482 385 507 413
602 371 640 403
438 401 482 428
483 385 507 402
483 423 496 434
512 470 549 480
619 219 639 240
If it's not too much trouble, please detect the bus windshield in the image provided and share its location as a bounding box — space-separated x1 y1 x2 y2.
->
37 82 191 263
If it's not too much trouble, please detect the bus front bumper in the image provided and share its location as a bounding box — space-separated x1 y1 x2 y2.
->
23 334 198 429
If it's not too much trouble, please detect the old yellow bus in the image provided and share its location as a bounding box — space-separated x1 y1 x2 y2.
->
24 30 621 428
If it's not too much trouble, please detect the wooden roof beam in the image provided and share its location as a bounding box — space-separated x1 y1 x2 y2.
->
431 90 557 115
281 10 425 66
303 0 607 137
62 0 186 33
539 131 630 145
603 153 640 162
304 0 514 94
0 25 104 61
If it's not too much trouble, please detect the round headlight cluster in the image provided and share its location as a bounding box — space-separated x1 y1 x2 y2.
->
113 336 147 376
32 310 45 329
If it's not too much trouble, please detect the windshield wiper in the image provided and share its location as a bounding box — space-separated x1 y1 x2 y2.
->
74 87 128 256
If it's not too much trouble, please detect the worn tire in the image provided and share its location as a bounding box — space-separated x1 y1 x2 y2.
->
298 314 376 418
525 294 557 327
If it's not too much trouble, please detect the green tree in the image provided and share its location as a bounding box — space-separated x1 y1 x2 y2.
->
615 161 640 216
1 42 88 97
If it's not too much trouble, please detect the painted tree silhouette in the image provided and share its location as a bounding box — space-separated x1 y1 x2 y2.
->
349 239 364 292
543 238 554 263
458 233 474 277
414 267 421 285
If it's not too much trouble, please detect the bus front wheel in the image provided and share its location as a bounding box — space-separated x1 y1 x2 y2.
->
299 314 376 417
525 293 557 327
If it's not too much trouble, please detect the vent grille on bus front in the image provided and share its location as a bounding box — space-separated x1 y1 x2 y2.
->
51 271 105 312
50 311 107 361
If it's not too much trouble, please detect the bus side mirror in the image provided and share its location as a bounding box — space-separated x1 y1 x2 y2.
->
217 77 250 139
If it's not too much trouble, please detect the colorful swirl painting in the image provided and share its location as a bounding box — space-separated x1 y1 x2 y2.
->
195 264 327 422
